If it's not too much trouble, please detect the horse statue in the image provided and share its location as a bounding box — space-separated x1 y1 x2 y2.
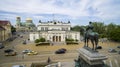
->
83 22 99 51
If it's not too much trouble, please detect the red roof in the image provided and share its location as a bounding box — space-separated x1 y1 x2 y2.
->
0 20 11 26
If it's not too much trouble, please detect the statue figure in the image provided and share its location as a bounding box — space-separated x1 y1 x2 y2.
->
84 22 99 51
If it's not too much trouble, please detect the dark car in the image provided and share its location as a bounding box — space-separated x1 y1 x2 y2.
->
0 43 4 49
117 46 120 49
4 49 17 56
55 48 67 54
4 49 13 53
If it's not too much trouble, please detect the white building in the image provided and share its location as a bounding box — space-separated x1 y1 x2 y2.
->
30 20 80 44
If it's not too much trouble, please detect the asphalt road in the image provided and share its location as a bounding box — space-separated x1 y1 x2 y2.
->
0 32 120 67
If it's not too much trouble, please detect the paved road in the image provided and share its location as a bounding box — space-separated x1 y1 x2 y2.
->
0 32 120 67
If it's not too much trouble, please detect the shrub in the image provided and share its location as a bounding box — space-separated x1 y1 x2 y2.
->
39 38 46 42
34 38 46 43
36 42 50 46
66 42 79 45
34 39 40 43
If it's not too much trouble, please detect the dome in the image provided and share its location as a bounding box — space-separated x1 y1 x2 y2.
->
26 18 32 20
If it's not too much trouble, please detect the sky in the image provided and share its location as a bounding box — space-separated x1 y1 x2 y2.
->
0 0 120 26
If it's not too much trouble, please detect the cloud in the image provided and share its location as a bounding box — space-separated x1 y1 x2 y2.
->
0 0 120 25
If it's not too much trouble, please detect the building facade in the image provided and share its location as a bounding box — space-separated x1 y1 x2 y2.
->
30 20 80 43
0 20 12 42
15 17 36 32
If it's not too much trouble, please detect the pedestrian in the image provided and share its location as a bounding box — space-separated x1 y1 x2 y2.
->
47 57 51 63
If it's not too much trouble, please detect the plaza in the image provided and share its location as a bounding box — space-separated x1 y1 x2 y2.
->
0 32 120 67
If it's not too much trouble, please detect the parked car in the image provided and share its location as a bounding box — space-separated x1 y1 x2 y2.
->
117 46 120 49
22 49 31 54
27 51 38 55
12 65 25 67
55 48 67 54
0 43 4 49
108 48 117 53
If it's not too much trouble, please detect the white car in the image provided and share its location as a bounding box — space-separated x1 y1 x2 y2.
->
22 49 31 54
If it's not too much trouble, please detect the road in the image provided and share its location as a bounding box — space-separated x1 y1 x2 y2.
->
0 32 120 67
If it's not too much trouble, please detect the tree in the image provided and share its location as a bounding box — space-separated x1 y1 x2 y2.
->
71 25 81 32
109 27 120 42
11 26 16 34
106 23 116 39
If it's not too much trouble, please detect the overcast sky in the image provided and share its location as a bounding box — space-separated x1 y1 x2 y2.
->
0 0 120 26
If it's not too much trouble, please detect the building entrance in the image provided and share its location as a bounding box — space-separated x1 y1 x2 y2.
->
52 36 61 42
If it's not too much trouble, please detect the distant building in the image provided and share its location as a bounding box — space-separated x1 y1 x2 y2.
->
30 20 80 44
15 17 36 32
0 20 12 42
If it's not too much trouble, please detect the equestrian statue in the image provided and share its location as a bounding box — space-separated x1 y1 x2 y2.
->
83 22 99 51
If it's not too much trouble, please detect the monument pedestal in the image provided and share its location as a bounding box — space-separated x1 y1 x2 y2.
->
76 47 108 67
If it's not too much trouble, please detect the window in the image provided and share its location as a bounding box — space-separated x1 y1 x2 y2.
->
41 27 44 31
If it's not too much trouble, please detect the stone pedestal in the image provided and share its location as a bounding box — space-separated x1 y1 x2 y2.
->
76 48 108 67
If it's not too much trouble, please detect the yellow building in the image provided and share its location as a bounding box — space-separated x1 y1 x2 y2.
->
0 20 12 42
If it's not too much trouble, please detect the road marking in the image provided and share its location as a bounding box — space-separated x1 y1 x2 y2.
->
109 60 113 67
114 59 119 67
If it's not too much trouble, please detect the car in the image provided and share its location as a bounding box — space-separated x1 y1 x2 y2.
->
22 49 31 54
108 48 117 53
117 46 120 48
12 65 25 67
5 51 17 56
27 51 38 55
55 48 67 54
4 49 13 53
0 43 4 49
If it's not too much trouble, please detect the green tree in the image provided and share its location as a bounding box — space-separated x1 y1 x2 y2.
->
71 25 81 31
11 26 16 34
92 22 105 34
109 27 120 42
106 23 116 39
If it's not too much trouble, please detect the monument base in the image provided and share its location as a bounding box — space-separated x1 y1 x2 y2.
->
76 47 107 67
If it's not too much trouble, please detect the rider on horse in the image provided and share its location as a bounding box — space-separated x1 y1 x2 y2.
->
84 22 99 51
